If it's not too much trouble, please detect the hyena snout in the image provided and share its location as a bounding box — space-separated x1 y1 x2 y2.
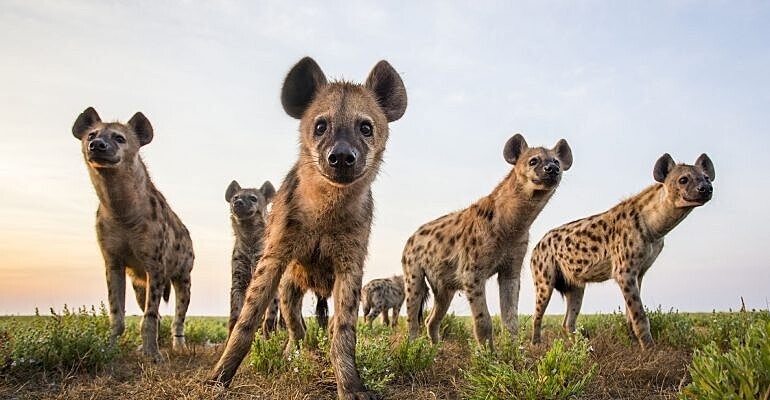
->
543 160 560 176
327 141 358 168
86 137 120 164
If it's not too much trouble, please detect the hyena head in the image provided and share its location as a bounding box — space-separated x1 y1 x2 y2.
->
503 134 573 192
653 153 715 208
281 57 407 186
72 107 153 170
225 180 276 220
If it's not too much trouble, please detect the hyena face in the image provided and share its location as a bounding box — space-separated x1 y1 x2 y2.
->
225 180 276 220
504 134 573 192
282 58 406 186
654 153 715 208
72 107 153 169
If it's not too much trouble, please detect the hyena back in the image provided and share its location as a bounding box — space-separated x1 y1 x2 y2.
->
403 134 572 348
361 275 413 328
530 153 715 349
72 108 194 362
207 57 407 400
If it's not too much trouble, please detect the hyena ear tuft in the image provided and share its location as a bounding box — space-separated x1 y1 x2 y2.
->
260 181 276 202
653 153 676 183
225 180 241 202
553 139 573 171
365 60 407 122
127 112 154 146
72 107 101 139
503 134 528 165
695 153 715 181
281 57 328 119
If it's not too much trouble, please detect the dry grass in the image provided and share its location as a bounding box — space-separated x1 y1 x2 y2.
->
0 316 693 400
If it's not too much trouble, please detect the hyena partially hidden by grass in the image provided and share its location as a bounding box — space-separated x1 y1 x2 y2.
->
361 275 413 328
226 179 329 337
72 108 194 362
403 134 573 348
530 153 715 349
207 57 407 400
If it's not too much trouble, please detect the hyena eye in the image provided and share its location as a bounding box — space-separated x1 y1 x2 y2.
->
114 135 126 144
528 157 539 166
314 120 327 136
87 132 97 140
360 121 373 137
248 195 258 202
678 176 689 185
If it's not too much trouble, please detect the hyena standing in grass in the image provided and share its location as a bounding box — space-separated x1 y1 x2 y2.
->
207 57 407 400
403 134 572 348
530 153 715 349
361 275 411 328
72 107 193 362
226 180 330 337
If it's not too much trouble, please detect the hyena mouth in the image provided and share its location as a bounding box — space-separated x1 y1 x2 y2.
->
681 196 709 206
87 155 120 167
532 176 559 187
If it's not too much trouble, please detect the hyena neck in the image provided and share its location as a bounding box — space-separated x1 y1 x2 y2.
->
89 157 151 223
231 215 266 249
484 170 554 239
636 184 693 240
295 160 376 220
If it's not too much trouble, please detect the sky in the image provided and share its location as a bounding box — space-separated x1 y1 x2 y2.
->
1 1 768 318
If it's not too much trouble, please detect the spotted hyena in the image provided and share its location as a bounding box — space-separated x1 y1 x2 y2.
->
361 275 409 328
72 107 194 362
403 134 572 348
207 57 407 400
530 153 715 349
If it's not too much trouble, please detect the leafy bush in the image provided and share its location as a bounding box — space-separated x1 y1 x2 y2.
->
646 306 696 348
184 318 227 344
681 320 770 400
356 335 395 393
303 318 330 354
391 336 439 378
696 310 770 351
463 335 597 400
440 313 471 344
249 330 290 375
1 304 120 375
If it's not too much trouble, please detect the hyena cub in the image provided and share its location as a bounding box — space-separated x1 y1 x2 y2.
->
530 153 715 349
361 275 409 328
225 180 275 334
403 134 572 348
72 107 193 362
207 57 407 400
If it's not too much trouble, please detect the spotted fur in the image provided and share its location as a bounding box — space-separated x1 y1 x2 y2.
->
361 275 413 328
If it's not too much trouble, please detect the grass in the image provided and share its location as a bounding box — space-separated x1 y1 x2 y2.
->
1 306 768 399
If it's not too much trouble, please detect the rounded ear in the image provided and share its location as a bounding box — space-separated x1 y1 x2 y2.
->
281 57 328 119
653 153 676 183
365 60 407 122
72 107 101 139
695 153 715 181
225 180 240 202
260 181 276 203
553 139 573 171
127 112 154 146
503 134 528 165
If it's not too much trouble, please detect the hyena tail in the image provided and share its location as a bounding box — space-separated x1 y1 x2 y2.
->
163 281 171 303
412 268 430 326
361 296 371 319
315 293 329 330
419 286 431 325
553 261 570 296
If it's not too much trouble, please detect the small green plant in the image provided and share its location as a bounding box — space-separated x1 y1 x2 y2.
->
391 336 439 378
184 318 228 344
2 304 120 375
249 330 289 375
303 318 330 354
646 306 696 348
534 336 598 398
680 320 770 400
356 335 395 393
440 313 471 344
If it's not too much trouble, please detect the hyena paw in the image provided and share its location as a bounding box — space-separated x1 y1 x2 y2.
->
141 347 165 363
172 336 187 352
342 390 378 400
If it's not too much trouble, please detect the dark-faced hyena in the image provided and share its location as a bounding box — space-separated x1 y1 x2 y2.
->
403 134 572 349
72 107 194 362
226 180 330 338
530 153 715 349
361 275 408 328
207 57 407 400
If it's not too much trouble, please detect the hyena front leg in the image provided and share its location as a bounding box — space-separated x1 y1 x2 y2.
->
391 301 403 328
331 269 374 400
562 286 585 334
172 276 191 351
466 282 494 350
616 271 653 349
229 259 252 334
426 288 453 344
207 255 288 386
279 274 307 350
140 267 166 362
105 263 126 346
499 239 527 337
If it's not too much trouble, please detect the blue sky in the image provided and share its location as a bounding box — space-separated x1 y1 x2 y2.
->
0 1 768 316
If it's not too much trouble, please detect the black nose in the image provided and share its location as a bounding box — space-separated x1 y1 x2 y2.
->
233 198 245 207
327 143 357 168
697 183 713 194
88 138 109 152
543 162 560 175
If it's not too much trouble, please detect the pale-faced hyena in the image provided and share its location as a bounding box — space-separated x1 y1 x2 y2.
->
361 275 409 328
403 134 572 349
72 107 194 362
530 153 715 349
207 57 407 400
